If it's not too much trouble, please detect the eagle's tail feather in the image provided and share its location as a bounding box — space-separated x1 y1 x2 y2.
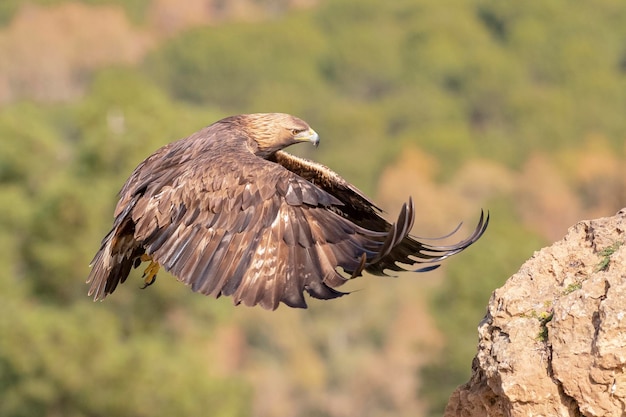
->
87 217 144 300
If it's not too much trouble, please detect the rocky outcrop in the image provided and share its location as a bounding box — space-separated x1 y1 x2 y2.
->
445 209 626 417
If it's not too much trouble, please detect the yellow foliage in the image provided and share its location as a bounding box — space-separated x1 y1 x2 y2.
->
378 143 625 245
557 135 626 218
449 158 516 202
516 153 582 242
377 146 499 239
377 147 459 235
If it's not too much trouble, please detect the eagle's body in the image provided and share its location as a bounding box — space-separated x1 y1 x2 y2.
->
88 113 488 310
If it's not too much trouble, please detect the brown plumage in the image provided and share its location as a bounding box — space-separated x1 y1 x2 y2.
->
87 113 488 310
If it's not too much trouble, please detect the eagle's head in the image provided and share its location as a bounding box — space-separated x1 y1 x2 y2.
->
236 113 319 157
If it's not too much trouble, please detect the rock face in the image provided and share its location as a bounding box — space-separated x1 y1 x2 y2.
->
445 209 626 417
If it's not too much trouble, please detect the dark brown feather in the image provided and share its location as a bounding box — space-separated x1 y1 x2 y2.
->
87 113 488 310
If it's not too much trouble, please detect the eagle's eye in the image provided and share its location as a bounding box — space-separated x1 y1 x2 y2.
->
291 128 305 135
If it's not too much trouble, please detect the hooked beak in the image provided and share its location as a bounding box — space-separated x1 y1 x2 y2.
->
295 128 320 148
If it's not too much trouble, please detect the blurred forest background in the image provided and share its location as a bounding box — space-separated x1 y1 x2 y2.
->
1 0 625 416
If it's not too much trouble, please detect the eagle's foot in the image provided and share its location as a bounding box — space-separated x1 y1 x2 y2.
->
140 254 159 289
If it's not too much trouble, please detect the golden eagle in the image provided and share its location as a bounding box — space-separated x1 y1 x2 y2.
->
88 113 488 310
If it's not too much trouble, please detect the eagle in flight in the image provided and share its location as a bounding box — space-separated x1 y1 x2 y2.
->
88 113 488 310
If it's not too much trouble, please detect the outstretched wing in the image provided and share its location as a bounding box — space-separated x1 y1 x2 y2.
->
89 127 487 310
271 151 489 276
119 144 414 310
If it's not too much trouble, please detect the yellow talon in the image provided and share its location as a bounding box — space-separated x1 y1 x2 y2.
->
140 254 160 289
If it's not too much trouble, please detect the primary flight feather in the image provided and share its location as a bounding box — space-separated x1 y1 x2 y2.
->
88 113 488 310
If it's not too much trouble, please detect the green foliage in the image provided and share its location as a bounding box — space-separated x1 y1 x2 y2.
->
75 69 217 176
0 299 250 417
80 0 151 22
562 282 582 295
0 1 19 26
533 309 554 342
315 0 407 100
595 241 623 272
144 14 329 108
